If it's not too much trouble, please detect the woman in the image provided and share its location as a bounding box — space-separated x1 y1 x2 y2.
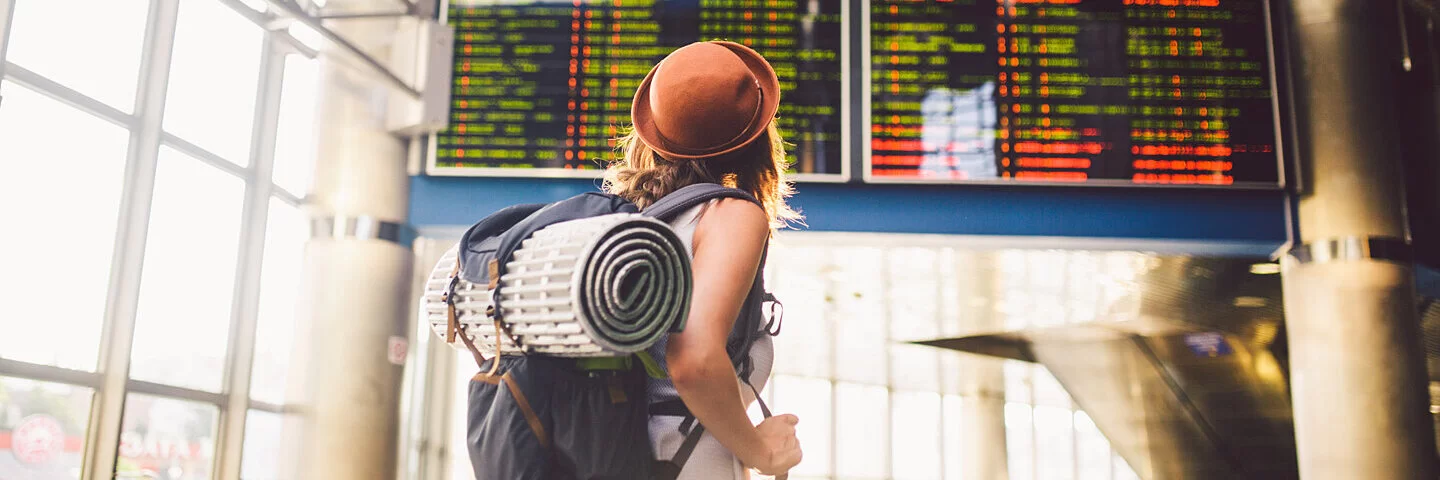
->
604 41 804 479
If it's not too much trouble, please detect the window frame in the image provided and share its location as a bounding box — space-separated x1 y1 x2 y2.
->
0 1 315 479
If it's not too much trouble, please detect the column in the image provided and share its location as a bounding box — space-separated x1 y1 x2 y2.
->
1282 0 1437 478
281 0 414 478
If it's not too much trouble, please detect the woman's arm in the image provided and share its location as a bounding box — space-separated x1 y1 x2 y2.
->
665 198 802 475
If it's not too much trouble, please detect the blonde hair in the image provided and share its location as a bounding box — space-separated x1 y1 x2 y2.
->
603 121 802 230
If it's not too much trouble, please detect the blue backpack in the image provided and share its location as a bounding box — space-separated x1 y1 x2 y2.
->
445 183 782 480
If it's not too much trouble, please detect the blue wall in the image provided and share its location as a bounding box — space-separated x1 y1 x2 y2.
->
410 176 1289 254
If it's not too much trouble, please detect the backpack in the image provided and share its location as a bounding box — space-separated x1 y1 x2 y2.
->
442 183 783 480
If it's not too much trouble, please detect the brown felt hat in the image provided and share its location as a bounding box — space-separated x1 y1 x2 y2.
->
631 41 781 160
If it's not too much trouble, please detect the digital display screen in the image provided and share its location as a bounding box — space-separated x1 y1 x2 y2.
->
433 0 846 179
868 0 1281 186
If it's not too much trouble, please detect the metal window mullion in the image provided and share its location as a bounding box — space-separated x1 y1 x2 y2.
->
85 0 179 478
935 247 949 480
1107 434 1117 480
426 345 461 480
215 31 287 480
248 400 286 414
160 132 250 178
272 186 302 207
1072 391 1080 480
3 62 139 130
126 379 228 406
0 358 105 389
880 249 893 480
1030 365 1039 480
397 242 439 480
1062 264 1080 480
826 249 840 480
0 0 15 81
215 0 319 59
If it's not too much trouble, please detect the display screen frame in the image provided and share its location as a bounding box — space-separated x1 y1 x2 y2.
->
859 0 1288 189
424 0 853 183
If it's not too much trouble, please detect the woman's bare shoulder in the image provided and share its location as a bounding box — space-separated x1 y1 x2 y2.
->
695 198 768 247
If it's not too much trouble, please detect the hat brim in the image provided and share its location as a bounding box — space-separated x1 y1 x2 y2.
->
631 41 781 160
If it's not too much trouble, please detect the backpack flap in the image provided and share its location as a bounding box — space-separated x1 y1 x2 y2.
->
457 203 549 286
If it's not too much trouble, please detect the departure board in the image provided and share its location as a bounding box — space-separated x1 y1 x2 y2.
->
432 0 845 179
868 0 1281 186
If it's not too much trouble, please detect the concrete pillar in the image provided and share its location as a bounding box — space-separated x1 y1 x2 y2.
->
281 1 414 478
1282 1 1438 478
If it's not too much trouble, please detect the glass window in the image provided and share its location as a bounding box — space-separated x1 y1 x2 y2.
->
130 147 246 392
834 383 887 478
250 199 307 405
1005 403 1034 480
1034 405 1076 480
117 394 218 480
832 250 886 386
941 395 963 480
272 54 321 197
1075 411 1113 480
0 377 93 479
892 391 942 480
886 248 940 339
772 375 832 477
1033 366 1071 408
890 344 940 392
1114 454 1141 480
236 0 269 13
5 0 149 111
1005 360 1032 403
768 247 831 378
164 0 264 164
450 352 477 480
0 81 128 371
241 410 284 480
764 239 1149 480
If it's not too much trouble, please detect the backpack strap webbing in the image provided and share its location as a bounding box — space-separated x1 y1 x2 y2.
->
650 383 786 480
446 257 505 377
641 183 762 222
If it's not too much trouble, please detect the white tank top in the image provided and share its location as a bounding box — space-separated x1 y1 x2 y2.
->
646 200 775 403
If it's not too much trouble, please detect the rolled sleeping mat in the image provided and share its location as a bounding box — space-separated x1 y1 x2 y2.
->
422 246 525 355
424 213 692 358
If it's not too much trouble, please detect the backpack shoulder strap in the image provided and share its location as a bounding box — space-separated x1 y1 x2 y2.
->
642 183 760 222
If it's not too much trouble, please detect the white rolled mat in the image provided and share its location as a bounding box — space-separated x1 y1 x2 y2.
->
423 213 692 357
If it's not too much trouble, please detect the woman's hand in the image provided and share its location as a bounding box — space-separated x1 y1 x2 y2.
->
743 414 803 476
